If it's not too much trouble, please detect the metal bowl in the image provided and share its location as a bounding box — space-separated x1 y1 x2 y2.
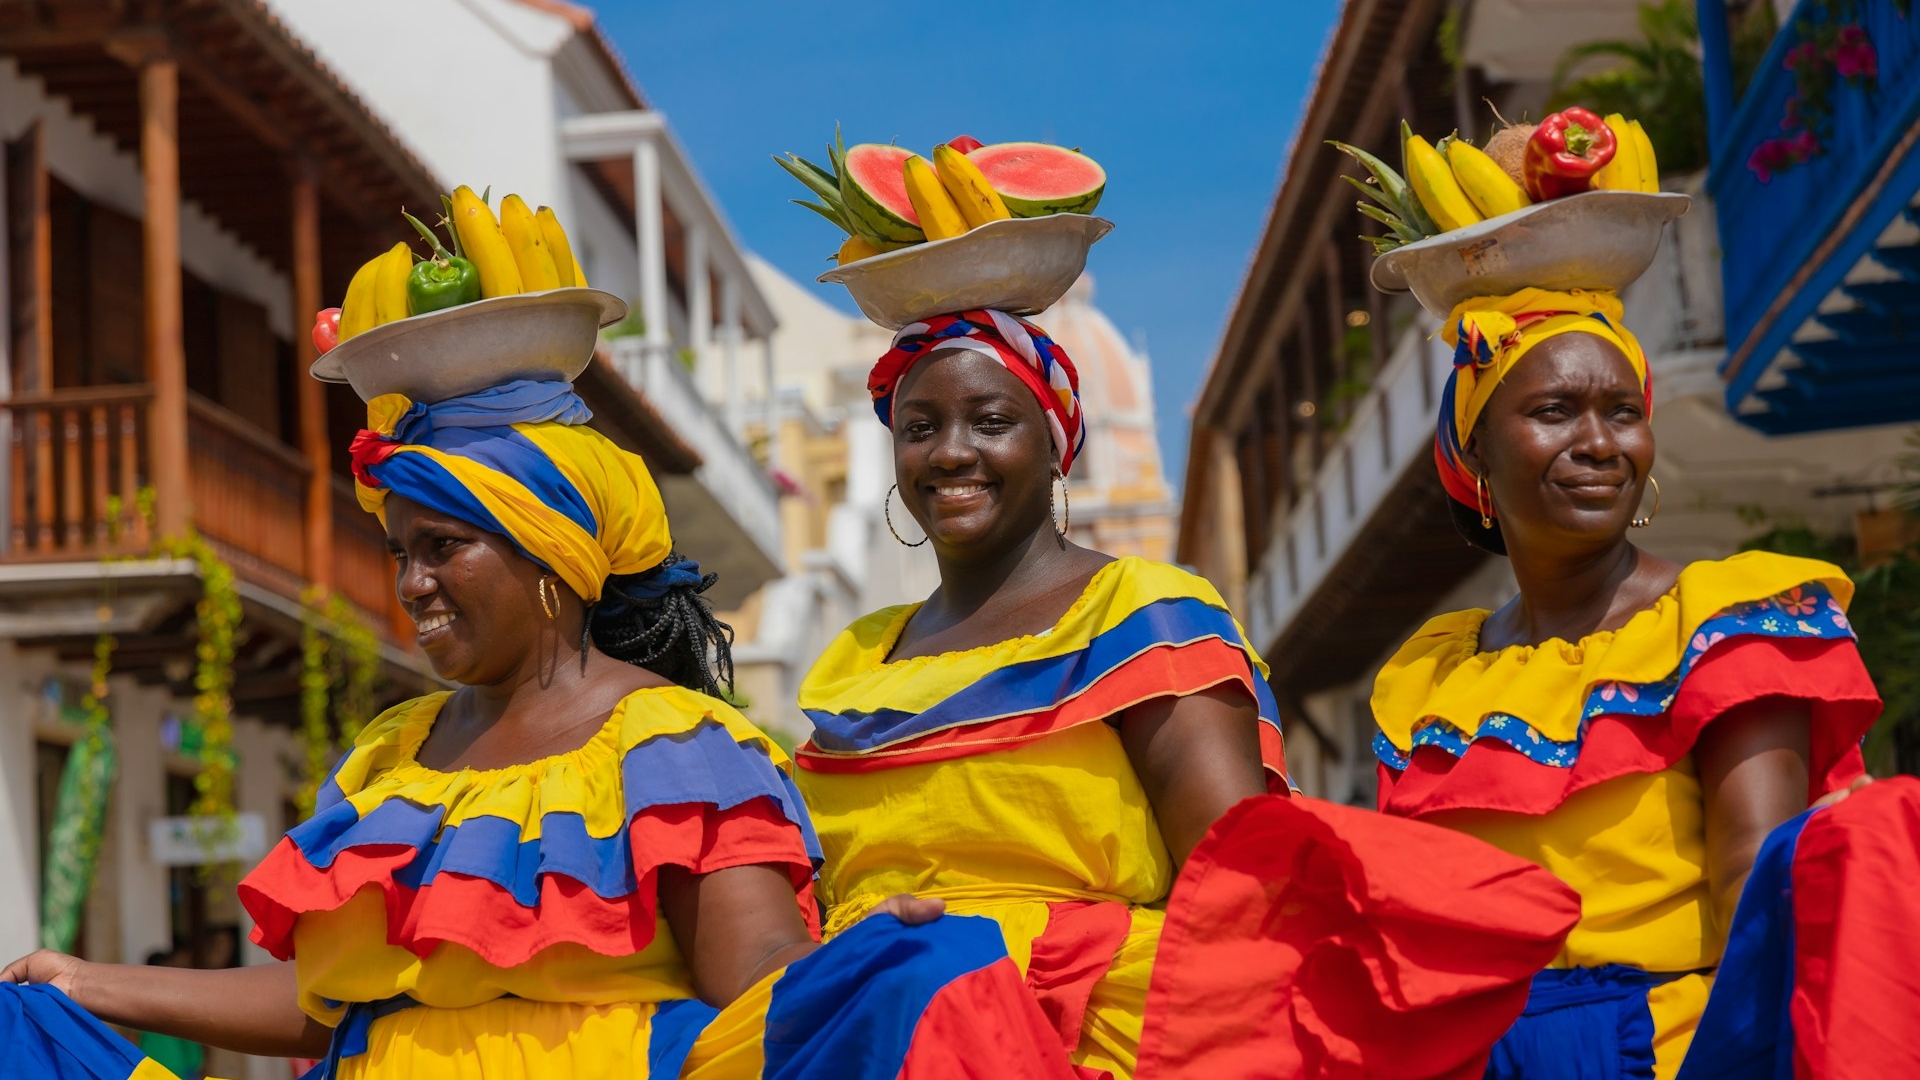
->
1371 190 1691 319
309 288 628 404
819 214 1114 330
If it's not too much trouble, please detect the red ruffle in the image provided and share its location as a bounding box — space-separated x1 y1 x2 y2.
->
796 637 1280 776
1789 776 1920 1077
242 796 817 967
1379 637 1879 819
1136 794 1578 1080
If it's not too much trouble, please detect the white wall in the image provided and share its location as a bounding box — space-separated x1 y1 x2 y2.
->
0 641 46 959
265 0 573 210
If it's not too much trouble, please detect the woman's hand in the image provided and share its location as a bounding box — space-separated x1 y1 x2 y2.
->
0 949 87 995
863 894 946 925
1814 774 1872 810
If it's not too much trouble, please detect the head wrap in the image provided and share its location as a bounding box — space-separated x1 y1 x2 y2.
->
868 309 1086 476
349 379 672 603
1434 288 1651 516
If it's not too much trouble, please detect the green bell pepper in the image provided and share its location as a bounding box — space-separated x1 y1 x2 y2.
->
402 210 482 316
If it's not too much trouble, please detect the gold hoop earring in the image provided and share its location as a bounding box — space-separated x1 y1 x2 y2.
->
1050 468 1070 538
539 577 557 620
884 484 928 547
1630 475 1661 529
1475 472 1494 530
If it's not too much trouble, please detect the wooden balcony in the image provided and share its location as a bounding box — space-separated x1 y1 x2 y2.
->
3 385 409 646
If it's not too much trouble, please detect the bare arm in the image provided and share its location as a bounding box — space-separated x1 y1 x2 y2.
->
0 951 331 1058
1695 698 1813 938
1119 685 1270 868
658 864 945 1008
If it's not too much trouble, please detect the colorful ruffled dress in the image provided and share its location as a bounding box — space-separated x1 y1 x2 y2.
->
234 686 821 1078
1371 551 1890 1079
676 557 1584 1080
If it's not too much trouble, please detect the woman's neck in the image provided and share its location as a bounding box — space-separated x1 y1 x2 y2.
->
1494 537 1676 647
929 524 1080 617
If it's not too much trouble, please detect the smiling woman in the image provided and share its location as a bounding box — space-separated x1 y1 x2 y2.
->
1368 280 1920 1076
0 366 1015 1079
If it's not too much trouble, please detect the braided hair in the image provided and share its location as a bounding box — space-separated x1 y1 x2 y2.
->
588 552 736 699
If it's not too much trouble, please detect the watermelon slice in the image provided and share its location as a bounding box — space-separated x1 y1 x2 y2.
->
965 143 1105 218
839 144 924 246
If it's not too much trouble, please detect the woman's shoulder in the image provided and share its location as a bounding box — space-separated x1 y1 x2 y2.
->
612 683 791 765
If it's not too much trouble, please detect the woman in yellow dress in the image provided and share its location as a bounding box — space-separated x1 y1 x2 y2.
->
0 379 931 1079
683 310 1585 1080
1367 286 1905 1078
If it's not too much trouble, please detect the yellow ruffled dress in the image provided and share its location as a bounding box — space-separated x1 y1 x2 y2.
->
236 686 822 1078
1371 551 1880 1079
786 558 1289 1077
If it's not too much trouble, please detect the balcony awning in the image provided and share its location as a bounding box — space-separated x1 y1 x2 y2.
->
1704 1 1920 434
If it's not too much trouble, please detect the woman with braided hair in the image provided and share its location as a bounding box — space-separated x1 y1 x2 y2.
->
0 378 987 1079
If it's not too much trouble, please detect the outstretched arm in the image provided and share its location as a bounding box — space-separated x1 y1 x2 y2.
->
1120 685 1270 869
0 951 332 1058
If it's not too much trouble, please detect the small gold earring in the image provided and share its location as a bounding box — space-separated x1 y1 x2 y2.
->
1475 472 1494 530
539 577 557 620
1630 475 1661 529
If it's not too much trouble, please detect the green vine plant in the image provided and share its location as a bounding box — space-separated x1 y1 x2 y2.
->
296 589 382 819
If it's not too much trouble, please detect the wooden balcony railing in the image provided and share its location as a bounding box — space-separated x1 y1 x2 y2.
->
3 386 154 559
185 395 310 587
332 478 412 643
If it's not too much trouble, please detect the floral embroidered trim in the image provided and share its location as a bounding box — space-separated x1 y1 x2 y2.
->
1375 584 1853 770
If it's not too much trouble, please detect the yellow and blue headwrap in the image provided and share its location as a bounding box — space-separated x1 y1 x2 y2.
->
349 380 672 603
1434 287 1651 516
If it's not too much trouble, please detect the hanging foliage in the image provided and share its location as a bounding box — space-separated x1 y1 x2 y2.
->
295 589 384 819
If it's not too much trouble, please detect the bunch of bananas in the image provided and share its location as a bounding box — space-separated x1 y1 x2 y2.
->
1333 112 1659 256
337 186 588 342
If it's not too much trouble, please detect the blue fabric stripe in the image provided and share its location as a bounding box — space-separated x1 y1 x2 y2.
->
367 454 528 559
806 596 1274 752
760 914 1011 1079
1485 965 1667 1079
1374 585 1854 770
283 722 821 903
648 998 720 1077
0 983 148 1080
622 722 824 865
424 426 597 537
1674 809 1814 1080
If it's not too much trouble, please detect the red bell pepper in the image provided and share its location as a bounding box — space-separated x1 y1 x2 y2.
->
1522 108 1617 201
312 307 340 354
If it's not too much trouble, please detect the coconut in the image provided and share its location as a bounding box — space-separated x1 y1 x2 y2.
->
1483 123 1536 186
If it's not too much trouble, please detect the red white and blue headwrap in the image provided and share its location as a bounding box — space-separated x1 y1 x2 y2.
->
1434 288 1651 517
868 309 1086 476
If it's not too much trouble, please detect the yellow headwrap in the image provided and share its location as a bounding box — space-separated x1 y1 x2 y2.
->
1434 288 1651 512
349 382 671 603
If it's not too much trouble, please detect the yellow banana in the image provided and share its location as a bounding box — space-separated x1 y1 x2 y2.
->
449 185 524 298
1590 114 1640 191
838 235 882 264
1405 135 1482 232
1630 120 1660 192
499 194 561 292
571 254 589 288
1447 140 1530 218
338 253 384 340
372 242 414 326
902 155 970 241
931 144 1011 229
534 206 578 288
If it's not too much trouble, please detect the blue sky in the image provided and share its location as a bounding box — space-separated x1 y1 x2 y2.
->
599 1 1342 487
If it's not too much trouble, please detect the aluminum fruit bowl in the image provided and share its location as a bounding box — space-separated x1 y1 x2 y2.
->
310 288 628 404
1371 190 1691 319
819 214 1114 330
